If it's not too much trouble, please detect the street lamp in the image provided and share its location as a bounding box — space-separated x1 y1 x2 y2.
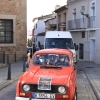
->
80 9 89 18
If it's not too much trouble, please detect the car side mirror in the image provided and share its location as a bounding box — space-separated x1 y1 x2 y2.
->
74 43 78 51
73 64 77 70
25 62 29 68
40 45 44 49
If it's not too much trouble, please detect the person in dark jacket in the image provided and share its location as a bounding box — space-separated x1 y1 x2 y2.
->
33 44 36 54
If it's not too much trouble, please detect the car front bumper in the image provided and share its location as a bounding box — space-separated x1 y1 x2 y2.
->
16 97 55 100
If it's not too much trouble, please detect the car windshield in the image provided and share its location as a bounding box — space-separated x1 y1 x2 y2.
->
45 38 74 49
33 54 71 67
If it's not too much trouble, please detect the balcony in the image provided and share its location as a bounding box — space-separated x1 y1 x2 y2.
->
68 18 87 30
68 16 96 30
88 16 96 28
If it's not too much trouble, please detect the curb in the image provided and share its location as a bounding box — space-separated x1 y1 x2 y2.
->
0 64 7 68
0 73 23 90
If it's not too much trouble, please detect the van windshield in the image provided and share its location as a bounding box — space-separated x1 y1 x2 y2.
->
45 38 74 49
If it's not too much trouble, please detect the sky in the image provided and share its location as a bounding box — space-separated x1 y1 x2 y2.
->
27 0 67 35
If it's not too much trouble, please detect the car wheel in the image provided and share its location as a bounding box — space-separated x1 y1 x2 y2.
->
72 91 77 100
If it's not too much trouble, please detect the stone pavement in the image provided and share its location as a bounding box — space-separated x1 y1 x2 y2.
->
0 60 100 100
0 61 26 90
77 60 100 100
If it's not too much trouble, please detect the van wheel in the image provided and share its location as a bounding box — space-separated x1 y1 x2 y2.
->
72 91 77 100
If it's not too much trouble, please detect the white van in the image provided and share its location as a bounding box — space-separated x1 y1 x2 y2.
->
44 31 78 63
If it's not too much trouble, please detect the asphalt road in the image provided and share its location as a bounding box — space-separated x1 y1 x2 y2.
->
0 81 17 100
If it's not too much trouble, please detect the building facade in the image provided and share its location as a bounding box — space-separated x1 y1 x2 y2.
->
0 0 27 62
32 14 56 48
55 5 67 31
45 17 57 33
67 0 100 64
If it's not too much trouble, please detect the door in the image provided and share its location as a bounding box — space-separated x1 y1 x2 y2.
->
90 39 95 61
79 44 84 59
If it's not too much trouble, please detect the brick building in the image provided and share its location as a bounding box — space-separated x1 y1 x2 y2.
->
0 0 27 63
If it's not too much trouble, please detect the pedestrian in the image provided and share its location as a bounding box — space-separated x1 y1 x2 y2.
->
33 44 36 54
27 50 31 63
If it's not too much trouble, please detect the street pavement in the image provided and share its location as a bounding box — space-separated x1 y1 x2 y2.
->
0 60 100 100
0 60 25 90
77 61 100 100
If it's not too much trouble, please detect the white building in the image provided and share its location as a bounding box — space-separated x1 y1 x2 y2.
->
32 13 56 49
67 0 100 64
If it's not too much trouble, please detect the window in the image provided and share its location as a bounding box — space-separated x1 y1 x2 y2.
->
63 27 66 31
33 54 70 67
0 19 13 43
45 38 74 49
81 6 85 19
36 24 37 29
82 31 85 38
73 8 76 20
64 13 66 22
92 3 95 16
58 15 61 31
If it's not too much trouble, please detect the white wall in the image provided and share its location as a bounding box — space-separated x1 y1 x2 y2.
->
34 18 51 35
35 36 45 47
37 19 45 34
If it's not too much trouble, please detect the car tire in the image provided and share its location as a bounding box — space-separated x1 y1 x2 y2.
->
72 91 77 100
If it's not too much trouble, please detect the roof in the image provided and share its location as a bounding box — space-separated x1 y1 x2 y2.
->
34 48 72 55
32 13 57 22
54 5 68 13
44 18 56 23
37 32 45 36
38 14 53 20
32 17 38 22
45 31 72 38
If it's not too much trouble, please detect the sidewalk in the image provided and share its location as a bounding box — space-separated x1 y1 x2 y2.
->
77 60 100 99
0 61 26 90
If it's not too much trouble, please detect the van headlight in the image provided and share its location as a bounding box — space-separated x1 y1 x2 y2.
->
73 53 76 62
58 86 66 93
23 84 30 91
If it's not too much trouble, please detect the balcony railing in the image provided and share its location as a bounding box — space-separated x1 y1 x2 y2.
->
68 16 96 30
88 16 96 28
68 18 87 30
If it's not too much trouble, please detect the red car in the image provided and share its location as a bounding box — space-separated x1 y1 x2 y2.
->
16 48 77 100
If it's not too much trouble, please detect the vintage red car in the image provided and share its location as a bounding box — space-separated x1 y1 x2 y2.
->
15 48 77 100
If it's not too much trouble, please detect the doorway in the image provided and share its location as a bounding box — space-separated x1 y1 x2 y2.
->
79 44 84 59
90 39 95 61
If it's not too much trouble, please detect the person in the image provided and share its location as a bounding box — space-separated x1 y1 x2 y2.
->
54 55 65 66
33 44 36 54
64 56 70 66
39 55 46 64
27 50 32 63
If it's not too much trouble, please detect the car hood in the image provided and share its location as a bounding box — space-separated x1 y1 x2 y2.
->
21 66 71 85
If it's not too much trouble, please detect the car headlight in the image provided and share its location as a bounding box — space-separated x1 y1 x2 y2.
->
23 84 30 91
58 86 66 93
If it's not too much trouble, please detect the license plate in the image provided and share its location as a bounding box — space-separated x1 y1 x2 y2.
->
32 93 55 98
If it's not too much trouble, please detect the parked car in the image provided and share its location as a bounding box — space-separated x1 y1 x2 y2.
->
15 48 77 100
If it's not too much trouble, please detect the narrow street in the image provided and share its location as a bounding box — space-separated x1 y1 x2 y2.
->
0 61 100 100
0 81 16 100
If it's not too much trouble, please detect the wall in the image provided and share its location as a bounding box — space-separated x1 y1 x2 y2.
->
0 0 27 62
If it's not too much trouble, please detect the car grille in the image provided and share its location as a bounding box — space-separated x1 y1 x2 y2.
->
28 84 65 94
